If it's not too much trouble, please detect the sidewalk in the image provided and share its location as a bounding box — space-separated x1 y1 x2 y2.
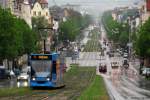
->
98 25 124 100
97 65 124 100
96 70 124 100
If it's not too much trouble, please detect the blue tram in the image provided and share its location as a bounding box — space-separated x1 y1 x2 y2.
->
29 53 65 88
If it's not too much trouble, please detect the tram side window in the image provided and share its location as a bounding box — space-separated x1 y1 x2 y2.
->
52 61 56 74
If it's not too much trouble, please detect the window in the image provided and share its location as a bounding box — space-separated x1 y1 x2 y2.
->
46 12 48 16
38 11 41 16
33 11 36 16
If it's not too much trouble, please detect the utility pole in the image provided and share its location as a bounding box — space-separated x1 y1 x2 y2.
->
127 17 132 61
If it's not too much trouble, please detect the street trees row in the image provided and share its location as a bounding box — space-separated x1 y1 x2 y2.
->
135 17 150 66
102 10 150 66
59 10 92 42
102 11 129 48
0 7 37 65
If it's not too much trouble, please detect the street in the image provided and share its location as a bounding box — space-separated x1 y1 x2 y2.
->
98 24 150 100
0 78 16 88
64 23 150 99
0 0 150 99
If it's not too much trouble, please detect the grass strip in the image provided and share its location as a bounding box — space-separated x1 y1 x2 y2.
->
79 75 109 100
0 87 32 97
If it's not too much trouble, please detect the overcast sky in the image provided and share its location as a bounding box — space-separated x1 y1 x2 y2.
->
48 0 143 16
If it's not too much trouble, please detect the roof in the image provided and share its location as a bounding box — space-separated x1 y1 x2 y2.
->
38 0 48 4
120 9 140 22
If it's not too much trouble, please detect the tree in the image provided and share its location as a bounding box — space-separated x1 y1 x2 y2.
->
17 19 38 54
102 11 129 48
0 7 38 68
135 17 150 57
0 7 21 60
119 31 129 47
59 10 92 42
32 16 49 39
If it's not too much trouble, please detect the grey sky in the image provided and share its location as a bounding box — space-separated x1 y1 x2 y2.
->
48 0 143 16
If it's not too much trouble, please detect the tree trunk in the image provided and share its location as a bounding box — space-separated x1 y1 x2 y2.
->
144 57 150 67
7 60 9 70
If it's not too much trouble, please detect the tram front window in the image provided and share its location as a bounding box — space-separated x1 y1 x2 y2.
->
31 61 51 78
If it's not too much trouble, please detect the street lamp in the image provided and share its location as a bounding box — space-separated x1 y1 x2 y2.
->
38 27 53 54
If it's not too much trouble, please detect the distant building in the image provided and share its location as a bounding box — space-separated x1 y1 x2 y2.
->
31 0 51 22
139 0 150 24
0 0 14 10
7 0 52 28
21 0 32 27
146 0 150 11
0 0 7 8
62 4 81 12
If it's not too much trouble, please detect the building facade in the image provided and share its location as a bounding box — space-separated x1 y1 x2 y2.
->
31 0 51 22
140 0 150 23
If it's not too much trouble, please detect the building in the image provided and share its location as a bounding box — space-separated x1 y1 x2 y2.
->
0 0 14 10
0 0 7 8
140 0 150 23
8 0 52 28
62 4 80 12
31 0 50 21
21 0 32 27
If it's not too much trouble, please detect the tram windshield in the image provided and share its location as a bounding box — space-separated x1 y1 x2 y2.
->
31 61 51 77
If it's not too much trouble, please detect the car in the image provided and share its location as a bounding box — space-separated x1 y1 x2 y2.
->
99 64 107 73
116 49 120 52
123 59 129 69
4 70 10 79
123 53 128 58
0 68 11 79
109 52 114 57
13 69 21 76
111 61 119 69
17 73 29 87
142 68 150 77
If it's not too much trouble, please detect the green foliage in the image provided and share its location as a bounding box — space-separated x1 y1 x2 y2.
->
102 11 129 47
59 17 81 41
0 87 32 97
32 16 49 40
135 18 150 57
59 11 92 42
20 19 37 54
79 76 109 100
119 31 129 47
0 7 37 60
83 29 101 52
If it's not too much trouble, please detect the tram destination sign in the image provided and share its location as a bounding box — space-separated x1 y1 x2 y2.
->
31 55 52 60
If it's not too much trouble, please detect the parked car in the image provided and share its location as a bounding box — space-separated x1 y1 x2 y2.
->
123 59 129 69
123 53 128 58
0 68 11 79
139 66 145 75
13 69 21 76
142 68 150 77
109 52 114 57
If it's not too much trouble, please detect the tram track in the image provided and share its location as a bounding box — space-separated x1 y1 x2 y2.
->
67 67 96 100
5 66 96 100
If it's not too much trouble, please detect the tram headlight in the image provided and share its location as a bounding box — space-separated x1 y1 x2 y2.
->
32 77 35 81
46 78 50 81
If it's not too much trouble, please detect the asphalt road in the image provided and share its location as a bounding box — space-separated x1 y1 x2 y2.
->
0 78 17 88
100 24 150 100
